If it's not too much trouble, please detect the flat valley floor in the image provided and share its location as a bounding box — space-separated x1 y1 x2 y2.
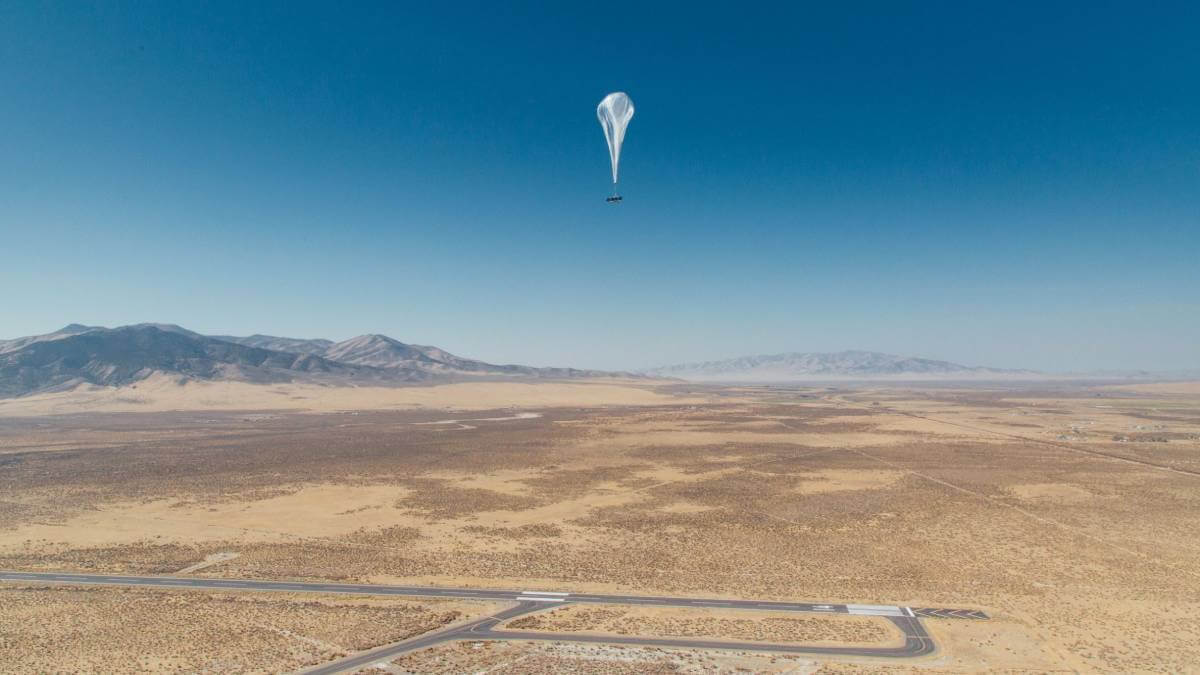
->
1 380 1198 672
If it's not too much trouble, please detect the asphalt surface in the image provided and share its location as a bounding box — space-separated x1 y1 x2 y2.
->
482 614 936 656
301 602 542 675
301 603 936 674
0 571 985 619
1 571 986 672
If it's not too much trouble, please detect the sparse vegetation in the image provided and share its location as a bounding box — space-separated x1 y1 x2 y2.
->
0 584 485 673
504 604 897 645
2 383 1199 671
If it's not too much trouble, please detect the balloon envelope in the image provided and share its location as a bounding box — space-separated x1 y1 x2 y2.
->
597 92 634 184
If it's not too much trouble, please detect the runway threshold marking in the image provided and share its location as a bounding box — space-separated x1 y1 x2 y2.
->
911 607 989 620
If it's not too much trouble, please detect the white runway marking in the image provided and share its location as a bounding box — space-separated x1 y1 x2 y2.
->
847 604 904 616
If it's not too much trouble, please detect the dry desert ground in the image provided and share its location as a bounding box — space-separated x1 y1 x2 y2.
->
1 378 1199 672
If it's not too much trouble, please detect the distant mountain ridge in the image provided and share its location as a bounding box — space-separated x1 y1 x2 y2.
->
0 324 634 398
0 323 99 355
211 334 334 356
218 332 612 379
641 350 1036 382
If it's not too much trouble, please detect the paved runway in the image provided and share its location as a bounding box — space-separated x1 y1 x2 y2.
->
1 571 986 672
0 571 985 619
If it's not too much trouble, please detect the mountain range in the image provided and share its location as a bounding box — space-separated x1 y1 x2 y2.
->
6 324 1149 398
639 350 1037 382
0 324 627 398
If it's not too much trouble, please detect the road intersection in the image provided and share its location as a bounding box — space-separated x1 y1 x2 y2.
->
1 571 988 672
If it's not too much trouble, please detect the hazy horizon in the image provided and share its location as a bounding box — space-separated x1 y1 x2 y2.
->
4 321 1197 376
3 3 1197 373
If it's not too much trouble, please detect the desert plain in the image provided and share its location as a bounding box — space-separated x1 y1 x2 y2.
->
1 378 1199 672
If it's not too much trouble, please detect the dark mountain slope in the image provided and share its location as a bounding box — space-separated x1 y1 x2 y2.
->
0 325 410 397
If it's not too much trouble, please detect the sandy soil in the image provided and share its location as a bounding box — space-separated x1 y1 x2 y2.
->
502 604 902 647
794 469 905 494
0 584 499 673
1099 380 1200 395
382 640 836 674
2 385 1198 672
0 373 702 416
3 483 416 548
1009 483 1095 503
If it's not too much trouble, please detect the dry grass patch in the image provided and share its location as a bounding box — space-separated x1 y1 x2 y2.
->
0 584 495 673
398 479 541 520
1009 483 1095 503
0 376 706 416
382 640 819 674
794 469 906 494
504 604 901 647
3 387 1199 672
1 483 414 549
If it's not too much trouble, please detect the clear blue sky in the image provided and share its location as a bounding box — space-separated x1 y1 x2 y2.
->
2 2 1197 372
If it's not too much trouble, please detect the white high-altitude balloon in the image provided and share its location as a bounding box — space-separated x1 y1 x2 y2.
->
597 92 634 185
